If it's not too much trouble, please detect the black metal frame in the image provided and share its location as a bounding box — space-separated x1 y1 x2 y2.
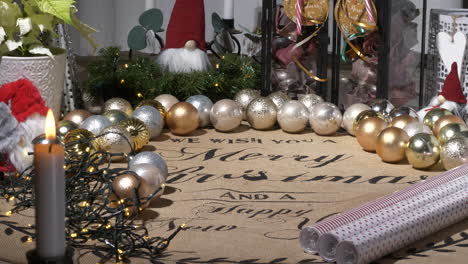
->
329 0 429 107
260 0 274 96
259 0 430 107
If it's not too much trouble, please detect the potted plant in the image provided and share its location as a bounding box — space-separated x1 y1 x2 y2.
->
0 0 96 115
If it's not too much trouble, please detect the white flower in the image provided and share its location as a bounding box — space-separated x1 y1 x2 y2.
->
0 27 5 44
16 17 32 36
5 40 22 51
29 46 54 59
38 24 45 32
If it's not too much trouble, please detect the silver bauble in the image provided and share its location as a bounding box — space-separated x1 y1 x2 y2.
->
234 89 261 120
369 99 394 116
129 151 168 179
277 100 309 133
440 137 468 170
403 122 433 138
342 103 371 136
96 125 133 161
103 109 129 125
389 106 418 119
80 115 112 135
210 99 243 132
268 91 291 110
56 120 79 143
130 163 165 186
103 98 133 116
246 97 277 130
309 102 343 136
186 95 213 128
132 106 164 140
275 68 290 81
155 94 179 112
299 94 324 112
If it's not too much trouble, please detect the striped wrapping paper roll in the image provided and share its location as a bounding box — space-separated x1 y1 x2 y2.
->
335 188 468 264
299 163 468 254
317 175 468 262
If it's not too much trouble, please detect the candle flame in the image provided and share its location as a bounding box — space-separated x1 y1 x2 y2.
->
45 109 56 140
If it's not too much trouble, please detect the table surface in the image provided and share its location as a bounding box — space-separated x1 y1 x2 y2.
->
0 127 466 264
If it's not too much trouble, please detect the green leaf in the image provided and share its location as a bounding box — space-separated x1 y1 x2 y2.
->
211 12 226 34
35 0 75 25
139 8 163 32
70 7 98 52
0 1 21 28
127 25 147 50
30 14 55 32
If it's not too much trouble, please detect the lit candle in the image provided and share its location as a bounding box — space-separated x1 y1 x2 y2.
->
145 0 155 10
33 110 65 258
223 0 234 19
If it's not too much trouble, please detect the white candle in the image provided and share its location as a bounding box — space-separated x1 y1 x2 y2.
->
223 0 234 19
145 0 155 10
33 110 65 258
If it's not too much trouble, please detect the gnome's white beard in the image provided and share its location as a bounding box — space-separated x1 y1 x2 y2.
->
417 96 461 122
157 48 211 73
8 113 45 172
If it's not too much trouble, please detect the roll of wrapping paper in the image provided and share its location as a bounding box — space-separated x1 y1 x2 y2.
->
335 188 468 264
299 163 468 254
317 175 468 262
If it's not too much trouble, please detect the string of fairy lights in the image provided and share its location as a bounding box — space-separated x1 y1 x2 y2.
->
0 132 184 263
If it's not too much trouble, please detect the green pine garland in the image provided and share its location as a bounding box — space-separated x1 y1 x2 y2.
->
84 47 261 105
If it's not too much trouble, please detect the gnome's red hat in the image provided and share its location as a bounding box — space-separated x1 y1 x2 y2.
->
0 79 49 122
439 62 467 104
165 0 206 51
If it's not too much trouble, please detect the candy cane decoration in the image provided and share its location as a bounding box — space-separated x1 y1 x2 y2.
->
365 0 375 24
296 0 303 35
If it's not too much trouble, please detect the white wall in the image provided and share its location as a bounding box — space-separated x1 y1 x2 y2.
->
72 0 263 56
71 0 464 56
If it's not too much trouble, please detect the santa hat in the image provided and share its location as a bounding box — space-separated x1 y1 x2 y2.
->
165 0 206 51
439 62 467 104
0 79 49 172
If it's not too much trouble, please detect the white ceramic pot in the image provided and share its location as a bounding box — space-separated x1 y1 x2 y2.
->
0 53 66 116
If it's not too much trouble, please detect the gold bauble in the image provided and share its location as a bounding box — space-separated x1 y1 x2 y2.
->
63 109 92 126
376 127 409 163
423 108 453 129
155 94 179 112
406 133 440 169
110 172 156 211
432 115 464 136
103 98 133 116
438 123 468 145
166 102 199 135
119 118 150 151
137 99 166 119
356 117 388 152
63 128 96 160
353 110 386 134
390 115 417 129
56 120 79 144
102 109 129 125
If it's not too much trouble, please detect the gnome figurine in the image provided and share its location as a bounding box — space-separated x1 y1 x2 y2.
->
0 79 49 172
157 0 211 73
418 62 467 121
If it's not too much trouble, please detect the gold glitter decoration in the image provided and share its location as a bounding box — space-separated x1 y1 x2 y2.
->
119 118 150 151
63 129 96 160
